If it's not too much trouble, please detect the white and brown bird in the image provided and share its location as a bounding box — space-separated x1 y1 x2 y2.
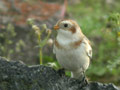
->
53 19 92 81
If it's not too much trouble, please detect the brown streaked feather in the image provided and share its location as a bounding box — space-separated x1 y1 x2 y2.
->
58 19 79 27
72 38 83 48
55 40 63 49
55 37 84 49
88 40 91 46
84 36 91 46
69 20 79 28
70 26 76 33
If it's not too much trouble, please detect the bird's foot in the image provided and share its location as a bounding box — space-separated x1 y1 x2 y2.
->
57 68 65 77
81 75 89 87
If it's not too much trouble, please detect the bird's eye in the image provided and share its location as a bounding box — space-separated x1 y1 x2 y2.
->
64 24 68 28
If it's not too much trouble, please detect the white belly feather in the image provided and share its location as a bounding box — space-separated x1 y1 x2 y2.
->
55 42 90 72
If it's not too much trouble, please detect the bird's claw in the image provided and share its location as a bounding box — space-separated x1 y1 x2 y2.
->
81 75 89 87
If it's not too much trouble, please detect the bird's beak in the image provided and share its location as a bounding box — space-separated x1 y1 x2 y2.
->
54 25 59 30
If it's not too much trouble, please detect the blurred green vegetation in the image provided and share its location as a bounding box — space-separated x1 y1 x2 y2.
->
0 24 25 59
67 0 120 85
27 18 52 65
0 24 16 59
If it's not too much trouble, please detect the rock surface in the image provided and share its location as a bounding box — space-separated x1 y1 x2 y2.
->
0 57 119 90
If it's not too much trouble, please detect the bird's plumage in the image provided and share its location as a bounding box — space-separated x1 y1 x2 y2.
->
53 19 92 80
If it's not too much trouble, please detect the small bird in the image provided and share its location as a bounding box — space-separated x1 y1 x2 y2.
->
53 19 92 82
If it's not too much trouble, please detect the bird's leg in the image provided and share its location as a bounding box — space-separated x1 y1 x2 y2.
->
57 68 65 77
80 72 89 86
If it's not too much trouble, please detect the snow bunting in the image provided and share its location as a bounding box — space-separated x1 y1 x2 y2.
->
53 19 92 81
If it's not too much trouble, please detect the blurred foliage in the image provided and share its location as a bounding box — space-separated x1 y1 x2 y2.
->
0 23 25 60
0 24 16 59
27 18 52 65
107 13 120 45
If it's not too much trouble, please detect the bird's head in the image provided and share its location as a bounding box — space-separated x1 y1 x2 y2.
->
54 19 79 33
54 19 83 39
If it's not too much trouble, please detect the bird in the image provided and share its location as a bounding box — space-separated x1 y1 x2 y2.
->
53 19 92 82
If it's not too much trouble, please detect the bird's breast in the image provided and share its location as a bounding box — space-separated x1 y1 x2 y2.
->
55 43 90 71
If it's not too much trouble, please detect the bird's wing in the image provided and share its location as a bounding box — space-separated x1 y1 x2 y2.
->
83 37 92 59
53 41 56 54
87 47 92 60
